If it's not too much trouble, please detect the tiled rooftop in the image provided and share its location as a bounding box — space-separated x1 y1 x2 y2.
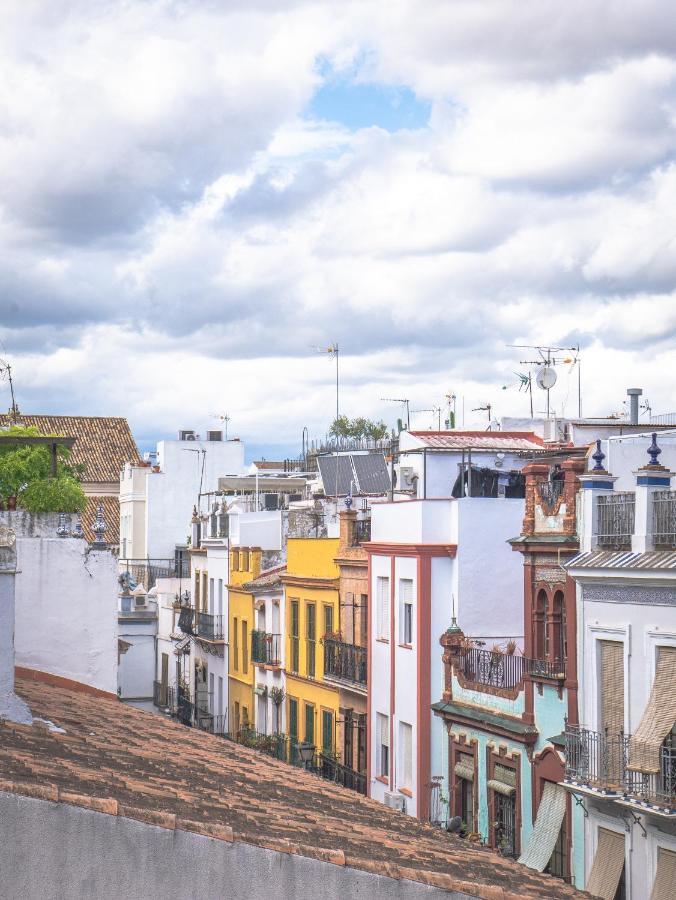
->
0 677 586 899
407 431 544 451
0 414 141 484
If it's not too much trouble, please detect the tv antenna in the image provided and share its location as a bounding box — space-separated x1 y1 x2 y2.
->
472 403 493 428
213 413 231 440
410 406 442 430
381 397 410 430
0 358 20 424
508 344 581 418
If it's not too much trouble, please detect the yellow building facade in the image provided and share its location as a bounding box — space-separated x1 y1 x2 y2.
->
228 547 261 735
282 538 341 758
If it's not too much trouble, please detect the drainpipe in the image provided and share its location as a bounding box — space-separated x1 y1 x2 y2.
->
467 449 473 497
423 447 427 499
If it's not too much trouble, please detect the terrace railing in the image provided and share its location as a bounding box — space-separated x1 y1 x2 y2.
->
324 638 367 686
537 479 565 509
352 518 372 545
653 490 676 549
119 557 190 588
251 631 282 666
195 612 224 641
457 647 564 690
596 492 635 549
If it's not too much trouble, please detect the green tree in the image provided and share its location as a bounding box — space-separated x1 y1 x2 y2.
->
328 417 389 441
0 425 86 513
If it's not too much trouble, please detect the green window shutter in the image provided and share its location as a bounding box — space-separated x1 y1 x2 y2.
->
324 604 333 635
306 603 315 639
305 704 314 745
289 699 298 739
322 710 333 753
291 601 299 638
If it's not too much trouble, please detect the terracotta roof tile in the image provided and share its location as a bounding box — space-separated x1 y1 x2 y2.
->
407 431 544 451
0 678 588 899
0 414 141 484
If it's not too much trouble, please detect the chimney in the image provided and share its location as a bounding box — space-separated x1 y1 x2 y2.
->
0 526 32 724
627 388 642 425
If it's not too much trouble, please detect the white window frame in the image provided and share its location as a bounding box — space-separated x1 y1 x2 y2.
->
376 576 390 641
399 720 413 790
376 712 389 778
399 578 414 646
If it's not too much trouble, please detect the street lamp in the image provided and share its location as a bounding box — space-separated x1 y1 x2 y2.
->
297 741 315 770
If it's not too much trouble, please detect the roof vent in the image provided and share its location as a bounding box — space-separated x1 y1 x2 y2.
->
627 388 642 425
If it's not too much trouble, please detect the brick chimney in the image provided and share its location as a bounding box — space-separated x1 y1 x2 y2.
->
0 526 32 724
339 508 357 549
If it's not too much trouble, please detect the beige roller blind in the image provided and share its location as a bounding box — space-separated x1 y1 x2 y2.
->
586 827 625 900
454 753 474 782
651 847 676 900
601 641 624 736
518 782 567 872
487 763 516 796
629 647 676 773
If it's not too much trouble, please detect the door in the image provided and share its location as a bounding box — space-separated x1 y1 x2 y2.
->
160 653 169 706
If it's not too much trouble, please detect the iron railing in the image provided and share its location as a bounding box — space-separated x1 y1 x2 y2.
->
596 492 635 549
537 479 565 508
119 557 190 588
429 775 446 827
251 631 282 666
153 680 169 708
653 490 676 548
565 725 676 810
457 647 564 689
310 753 367 795
229 727 292 762
195 612 224 640
324 638 367 685
196 712 227 736
352 518 371 545
177 606 195 634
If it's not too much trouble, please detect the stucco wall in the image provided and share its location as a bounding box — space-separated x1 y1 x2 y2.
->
0 792 464 900
3 511 118 695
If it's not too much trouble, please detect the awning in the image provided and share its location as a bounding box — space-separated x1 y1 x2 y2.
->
487 764 516 796
651 847 676 900
454 759 474 782
586 827 625 900
628 647 676 773
517 782 566 871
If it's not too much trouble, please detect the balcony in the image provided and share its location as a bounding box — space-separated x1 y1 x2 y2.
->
653 490 676 549
119 557 190 588
457 646 564 690
596 492 635 549
565 725 676 813
251 631 282 666
324 638 367 686
195 612 224 641
351 518 371 546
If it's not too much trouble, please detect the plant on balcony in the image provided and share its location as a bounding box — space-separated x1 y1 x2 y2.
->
270 686 285 707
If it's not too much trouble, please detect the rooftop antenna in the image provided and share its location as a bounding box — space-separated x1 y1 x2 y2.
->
410 406 442 430
381 397 411 430
508 343 581 417
213 413 231 440
313 342 340 424
0 358 20 424
472 403 492 428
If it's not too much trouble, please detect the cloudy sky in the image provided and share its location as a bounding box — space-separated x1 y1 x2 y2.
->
2 1 676 457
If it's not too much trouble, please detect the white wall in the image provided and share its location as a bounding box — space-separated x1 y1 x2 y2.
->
145 438 245 559
371 499 456 545
231 511 283 551
118 610 157 700
601 431 676 491
6 512 118 695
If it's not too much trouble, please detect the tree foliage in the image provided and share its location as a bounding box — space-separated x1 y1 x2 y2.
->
0 425 86 512
328 416 389 441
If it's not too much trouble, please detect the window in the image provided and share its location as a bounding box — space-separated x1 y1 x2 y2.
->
290 600 300 673
217 579 223 618
399 721 412 789
376 576 390 641
460 777 474 832
494 792 517 858
231 550 239 571
234 701 240 734
233 617 239 671
534 589 547 659
208 673 214 713
202 572 209 613
323 603 334 637
209 578 214 615
194 570 201 609
344 711 354 768
288 698 298 740
305 703 315 745
376 712 389 779
360 594 368 645
306 602 316 678
322 710 333 754
242 620 248 674
399 578 413 645
217 676 223 717
257 694 267 734
357 714 367 774
600 640 624 737
240 549 249 572
552 590 566 667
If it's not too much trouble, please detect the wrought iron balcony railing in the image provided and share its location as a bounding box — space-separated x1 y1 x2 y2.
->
352 518 371 545
119 557 190 588
653 490 676 549
195 612 224 641
324 638 367 686
457 646 564 690
537 479 565 509
596 492 635 549
251 631 282 666
565 725 676 811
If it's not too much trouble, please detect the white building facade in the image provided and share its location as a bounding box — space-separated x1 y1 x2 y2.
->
564 431 676 900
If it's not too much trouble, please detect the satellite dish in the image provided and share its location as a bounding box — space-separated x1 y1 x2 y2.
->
536 366 557 390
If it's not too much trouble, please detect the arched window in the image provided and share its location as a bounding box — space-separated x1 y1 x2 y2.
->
552 591 566 668
535 589 548 659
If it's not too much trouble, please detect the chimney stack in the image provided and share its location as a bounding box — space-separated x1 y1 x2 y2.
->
627 388 642 425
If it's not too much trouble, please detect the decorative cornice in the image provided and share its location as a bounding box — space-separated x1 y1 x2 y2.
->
362 542 457 558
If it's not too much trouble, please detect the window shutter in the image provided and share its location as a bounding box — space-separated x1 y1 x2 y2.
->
600 640 624 736
651 847 676 900
629 647 676 773
586 828 625 900
517 782 567 871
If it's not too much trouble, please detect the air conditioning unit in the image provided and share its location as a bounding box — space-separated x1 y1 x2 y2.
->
394 464 416 492
179 430 196 441
384 791 406 812
543 418 568 444
207 430 223 442
134 595 147 608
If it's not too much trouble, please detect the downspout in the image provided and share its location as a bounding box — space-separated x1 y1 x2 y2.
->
423 447 427 499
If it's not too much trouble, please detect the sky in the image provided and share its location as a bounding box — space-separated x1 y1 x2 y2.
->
1 0 676 459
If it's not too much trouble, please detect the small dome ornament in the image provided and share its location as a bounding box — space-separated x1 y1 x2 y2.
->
647 432 662 467
72 513 84 539
91 503 107 547
592 440 606 472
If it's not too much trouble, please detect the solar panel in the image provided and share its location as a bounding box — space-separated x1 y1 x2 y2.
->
352 453 391 494
317 452 391 496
